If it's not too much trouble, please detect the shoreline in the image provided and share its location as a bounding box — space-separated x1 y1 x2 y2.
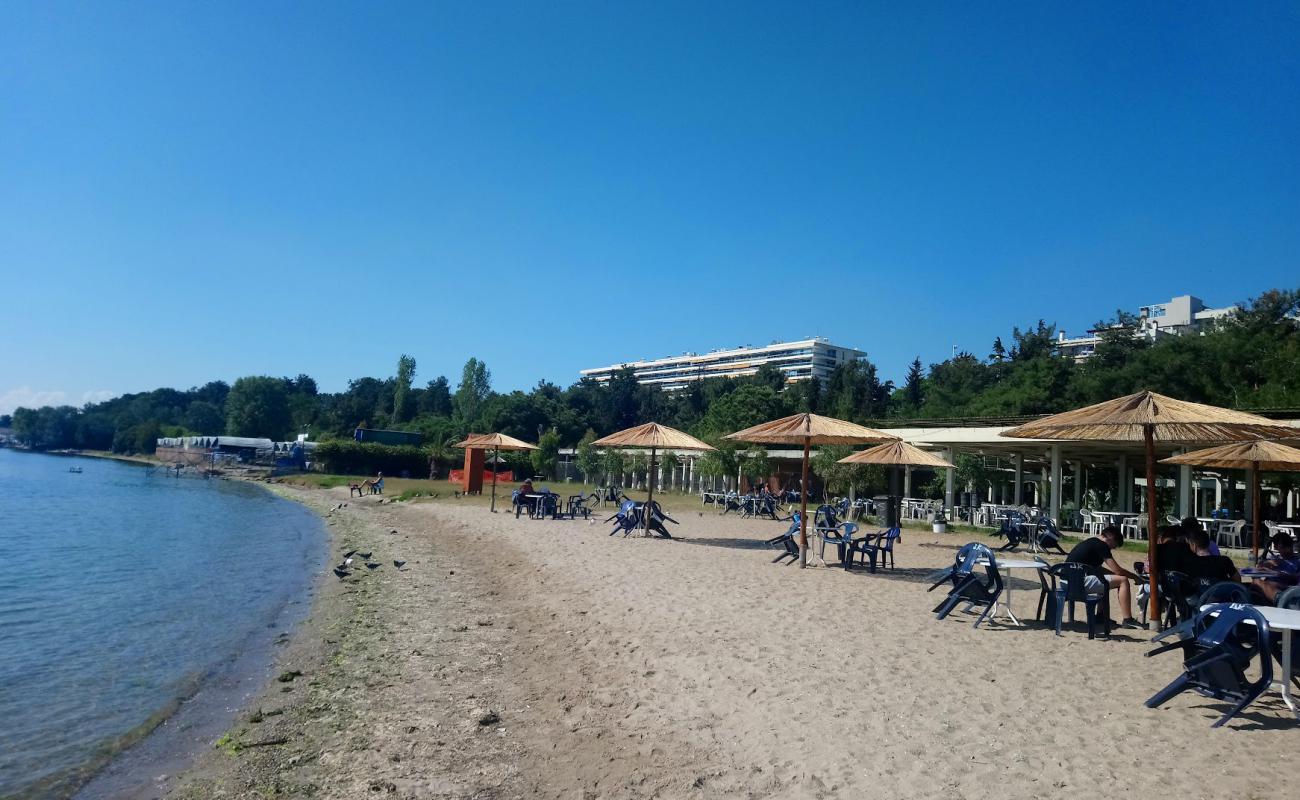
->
0 451 331 800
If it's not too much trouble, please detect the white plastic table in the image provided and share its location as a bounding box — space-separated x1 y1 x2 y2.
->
1201 604 1300 718
977 559 1047 627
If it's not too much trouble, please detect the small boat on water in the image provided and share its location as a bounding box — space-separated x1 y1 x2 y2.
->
68 466 83 474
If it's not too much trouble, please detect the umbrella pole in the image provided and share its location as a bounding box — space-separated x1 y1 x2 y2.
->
1252 463 1261 562
1145 425 1159 627
799 438 810 568
490 447 499 512
645 447 656 536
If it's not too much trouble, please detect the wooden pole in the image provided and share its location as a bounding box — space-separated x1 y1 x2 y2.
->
799 438 810 568
490 446 499 512
1252 464 1261 561
644 446 656 536
1145 425 1160 626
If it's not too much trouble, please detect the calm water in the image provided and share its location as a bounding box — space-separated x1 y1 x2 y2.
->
0 450 326 798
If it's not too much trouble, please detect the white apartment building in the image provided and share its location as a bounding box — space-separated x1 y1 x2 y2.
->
1055 294 1239 362
580 338 866 391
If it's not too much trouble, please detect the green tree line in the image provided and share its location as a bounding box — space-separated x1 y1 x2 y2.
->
9 289 1299 479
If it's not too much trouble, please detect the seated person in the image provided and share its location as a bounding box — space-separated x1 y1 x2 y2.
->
1066 526 1143 629
1187 529 1239 584
1180 516 1220 556
515 479 537 517
1257 532 1300 604
371 472 384 494
1154 526 1198 576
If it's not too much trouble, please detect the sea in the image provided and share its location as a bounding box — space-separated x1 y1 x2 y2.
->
0 449 327 799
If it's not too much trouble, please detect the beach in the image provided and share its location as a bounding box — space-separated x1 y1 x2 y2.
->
166 486 1296 799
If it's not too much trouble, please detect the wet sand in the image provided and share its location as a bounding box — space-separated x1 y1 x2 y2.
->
166 487 1297 799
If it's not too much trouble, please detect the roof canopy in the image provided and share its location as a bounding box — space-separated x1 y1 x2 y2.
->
838 440 956 469
454 432 538 451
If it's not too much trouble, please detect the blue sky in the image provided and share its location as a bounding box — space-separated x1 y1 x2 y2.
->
1 2 1297 413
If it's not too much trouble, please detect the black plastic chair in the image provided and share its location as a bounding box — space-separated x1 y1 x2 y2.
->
1145 603 1273 728
1045 562 1110 639
766 514 802 564
928 542 1003 628
1035 518 1068 555
997 512 1027 551
849 526 902 573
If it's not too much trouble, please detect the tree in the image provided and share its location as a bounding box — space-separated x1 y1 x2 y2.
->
225 376 293 439
419 376 453 417
453 358 492 425
989 337 1007 363
601 449 626 486
185 400 224 434
738 446 770 486
576 429 601 483
392 354 417 423
0 414 11 428
903 357 924 411
531 429 561 479
810 444 885 498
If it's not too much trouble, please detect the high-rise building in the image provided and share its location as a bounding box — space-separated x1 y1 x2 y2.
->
580 338 866 391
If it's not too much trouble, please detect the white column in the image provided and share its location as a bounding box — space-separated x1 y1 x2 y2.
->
1072 460 1083 511
1049 445 1062 523
944 448 956 514
1014 454 1024 505
904 466 912 498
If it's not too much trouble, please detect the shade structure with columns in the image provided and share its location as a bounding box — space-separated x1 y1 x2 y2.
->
1162 440 1300 559
453 432 538 513
1002 390 1296 625
592 423 714 535
725 413 898 568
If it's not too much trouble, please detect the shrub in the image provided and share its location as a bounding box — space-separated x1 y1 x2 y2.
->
314 440 429 476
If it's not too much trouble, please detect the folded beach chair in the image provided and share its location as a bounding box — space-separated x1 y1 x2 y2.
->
1145 603 1273 728
928 542 1003 628
607 499 641 536
643 501 678 538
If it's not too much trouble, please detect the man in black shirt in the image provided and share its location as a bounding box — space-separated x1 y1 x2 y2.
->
1066 526 1142 628
1187 529 1239 584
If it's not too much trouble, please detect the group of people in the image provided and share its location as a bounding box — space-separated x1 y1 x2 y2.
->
1061 516 1300 627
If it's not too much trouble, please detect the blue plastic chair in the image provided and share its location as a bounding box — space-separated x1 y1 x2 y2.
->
766 513 802 564
1145 603 1273 728
928 543 1003 628
1045 562 1110 639
849 526 902 573
818 521 858 565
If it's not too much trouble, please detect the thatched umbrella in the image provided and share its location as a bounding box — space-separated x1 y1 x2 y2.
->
726 413 898 567
1163 440 1300 560
592 423 714 534
1002 391 1294 622
840 441 955 532
453 432 538 513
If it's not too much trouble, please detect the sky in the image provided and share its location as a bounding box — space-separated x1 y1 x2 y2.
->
1 2 1298 413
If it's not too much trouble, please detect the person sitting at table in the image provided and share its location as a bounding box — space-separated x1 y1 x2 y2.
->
1187 528 1240 584
1180 517 1220 556
1257 532 1300 604
1154 526 1198 576
514 478 537 517
1066 525 1143 629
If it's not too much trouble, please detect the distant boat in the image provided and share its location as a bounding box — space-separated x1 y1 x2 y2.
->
68 467 83 474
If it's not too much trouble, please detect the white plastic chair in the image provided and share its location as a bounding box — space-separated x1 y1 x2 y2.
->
1217 519 1246 549
1122 513 1148 541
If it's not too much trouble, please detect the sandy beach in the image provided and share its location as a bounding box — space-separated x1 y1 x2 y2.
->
166 487 1296 800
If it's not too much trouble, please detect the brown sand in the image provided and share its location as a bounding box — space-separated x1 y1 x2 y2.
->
168 487 1296 799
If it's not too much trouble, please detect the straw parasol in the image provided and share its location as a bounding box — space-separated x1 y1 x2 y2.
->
1162 440 1300 559
838 440 955 469
592 423 714 534
726 413 898 567
454 432 538 513
1002 390 1296 622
